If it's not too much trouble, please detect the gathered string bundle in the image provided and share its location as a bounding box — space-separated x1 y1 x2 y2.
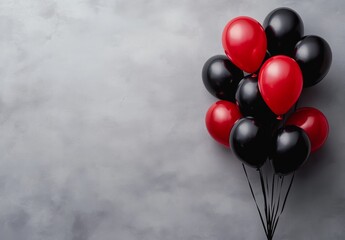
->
242 162 295 240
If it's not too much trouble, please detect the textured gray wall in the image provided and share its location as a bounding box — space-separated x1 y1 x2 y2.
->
0 0 344 239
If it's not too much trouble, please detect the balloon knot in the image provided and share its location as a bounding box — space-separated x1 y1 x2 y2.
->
277 115 283 120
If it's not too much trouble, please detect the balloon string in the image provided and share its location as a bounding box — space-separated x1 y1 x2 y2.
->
272 172 295 235
259 168 271 239
272 176 284 231
268 172 276 238
242 164 295 240
265 170 270 203
266 170 279 240
265 168 272 236
280 173 295 215
242 164 268 237
270 173 275 219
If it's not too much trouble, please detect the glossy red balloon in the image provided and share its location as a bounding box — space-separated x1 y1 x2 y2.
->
205 101 242 147
222 16 267 73
258 56 303 116
286 107 329 152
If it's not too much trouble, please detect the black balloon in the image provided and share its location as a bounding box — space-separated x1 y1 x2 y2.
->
235 75 276 122
230 118 269 168
264 7 304 56
271 126 311 176
202 55 244 101
293 35 332 87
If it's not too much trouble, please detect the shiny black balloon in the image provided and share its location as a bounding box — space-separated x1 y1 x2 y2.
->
293 35 332 87
264 8 304 56
230 118 270 168
235 75 276 122
202 55 244 101
271 126 311 176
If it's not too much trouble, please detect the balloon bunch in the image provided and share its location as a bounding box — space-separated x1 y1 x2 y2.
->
202 8 331 239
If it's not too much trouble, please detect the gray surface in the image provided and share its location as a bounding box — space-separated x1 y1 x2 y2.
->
0 0 344 239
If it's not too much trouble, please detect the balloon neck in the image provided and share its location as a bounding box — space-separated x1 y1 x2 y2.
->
276 115 283 120
251 73 257 78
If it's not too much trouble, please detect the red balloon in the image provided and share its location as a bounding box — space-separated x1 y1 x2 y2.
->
222 16 267 73
205 101 242 147
258 56 303 116
286 107 329 152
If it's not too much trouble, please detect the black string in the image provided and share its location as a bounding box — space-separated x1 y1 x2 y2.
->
267 172 276 239
270 173 275 222
272 172 295 235
265 171 270 204
272 176 284 230
259 168 272 239
266 169 273 239
265 168 271 233
242 164 268 237
243 162 296 240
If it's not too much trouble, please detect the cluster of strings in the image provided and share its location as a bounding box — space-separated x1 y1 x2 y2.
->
242 162 295 240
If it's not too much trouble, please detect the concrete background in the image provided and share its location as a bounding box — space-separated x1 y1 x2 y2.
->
0 0 344 239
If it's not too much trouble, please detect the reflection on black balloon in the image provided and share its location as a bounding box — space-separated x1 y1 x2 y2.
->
235 75 276 123
293 35 332 88
202 55 244 101
264 8 304 56
271 126 311 176
230 118 270 168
